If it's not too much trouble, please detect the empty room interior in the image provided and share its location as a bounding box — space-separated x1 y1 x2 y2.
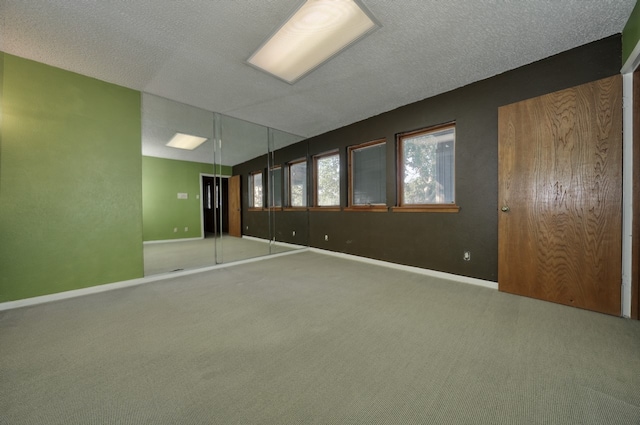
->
1 1 640 423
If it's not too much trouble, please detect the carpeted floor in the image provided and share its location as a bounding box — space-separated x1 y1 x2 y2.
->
143 235 298 275
1 251 639 424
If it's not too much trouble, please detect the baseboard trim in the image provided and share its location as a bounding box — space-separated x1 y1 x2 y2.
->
0 246 497 311
241 235 307 250
0 249 308 311
309 247 498 290
143 237 203 245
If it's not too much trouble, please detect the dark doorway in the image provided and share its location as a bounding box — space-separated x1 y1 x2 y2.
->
202 176 229 237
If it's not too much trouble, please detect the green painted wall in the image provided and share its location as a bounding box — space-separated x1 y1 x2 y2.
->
142 156 232 241
216 164 233 176
0 52 4 175
623 1 640 64
0 53 144 302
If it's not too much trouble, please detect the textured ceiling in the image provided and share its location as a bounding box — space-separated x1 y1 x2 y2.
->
141 93 304 166
0 0 635 142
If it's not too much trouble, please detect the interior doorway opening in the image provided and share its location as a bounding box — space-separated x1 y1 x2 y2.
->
202 175 229 238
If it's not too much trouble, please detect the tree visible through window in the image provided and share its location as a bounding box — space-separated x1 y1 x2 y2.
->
399 123 455 205
315 152 340 207
249 171 263 208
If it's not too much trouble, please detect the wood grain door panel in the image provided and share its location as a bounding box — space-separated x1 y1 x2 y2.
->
498 75 622 315
228 175 241 237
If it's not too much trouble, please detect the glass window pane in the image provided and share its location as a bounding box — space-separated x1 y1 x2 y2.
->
316 154 340 206
352 142 385 205
289 161 307 207
269 167 282 207
402 127 454 204
251 172 263 208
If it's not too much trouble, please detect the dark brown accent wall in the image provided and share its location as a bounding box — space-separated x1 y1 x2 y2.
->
234 35 622 282
234 141 311 247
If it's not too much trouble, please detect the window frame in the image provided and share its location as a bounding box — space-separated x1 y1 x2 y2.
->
248 170 264 210
285 158 308 210
394 122 460 213
311 150 341 211
345 138 387 212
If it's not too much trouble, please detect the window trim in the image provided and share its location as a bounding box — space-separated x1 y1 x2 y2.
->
248 170 264 211
312 150 341 210
394 122 460 213
346 138 387 212
285 158 308 210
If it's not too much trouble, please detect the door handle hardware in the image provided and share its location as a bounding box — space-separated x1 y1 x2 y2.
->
501 206 510 212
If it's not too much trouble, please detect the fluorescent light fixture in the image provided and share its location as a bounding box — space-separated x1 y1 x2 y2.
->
247 0 380 84
166 132 208 150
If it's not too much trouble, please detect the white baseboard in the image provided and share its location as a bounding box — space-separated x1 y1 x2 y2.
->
0 249 308 311
0 246 497 311
242 235 307 250
309 247 498 290
143 237 203 245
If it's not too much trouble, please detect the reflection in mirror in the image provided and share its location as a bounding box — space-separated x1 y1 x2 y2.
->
141 93 218 275
268 128 308 253
141 94 307 276
217 114 271 263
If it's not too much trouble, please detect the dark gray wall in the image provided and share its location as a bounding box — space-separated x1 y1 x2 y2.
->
234 141 310 246
234 35 622 281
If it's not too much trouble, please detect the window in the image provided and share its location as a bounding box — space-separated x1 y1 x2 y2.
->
348 139 386 208
249 171 263 208
397 123 457 211
287 159 307 207
269 166 283 208
314 151 340 207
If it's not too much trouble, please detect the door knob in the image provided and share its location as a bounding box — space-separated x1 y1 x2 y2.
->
501 206 510 212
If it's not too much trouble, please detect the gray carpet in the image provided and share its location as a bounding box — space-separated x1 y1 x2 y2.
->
1 252 639 424
143 235 298 275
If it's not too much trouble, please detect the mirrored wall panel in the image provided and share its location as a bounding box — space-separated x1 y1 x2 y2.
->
141 93 307 276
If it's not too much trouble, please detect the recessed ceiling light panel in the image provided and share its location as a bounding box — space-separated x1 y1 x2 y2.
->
166 132 208 150
247 0 380 84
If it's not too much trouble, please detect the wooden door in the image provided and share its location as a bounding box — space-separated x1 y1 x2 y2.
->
228 175 241 237
498 75 622 316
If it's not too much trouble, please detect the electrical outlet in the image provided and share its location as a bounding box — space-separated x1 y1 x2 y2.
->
324 235 329 241
292 230 296 236
173 227 178 233
246 226 249 230
184 227 188 232
464 251 471 261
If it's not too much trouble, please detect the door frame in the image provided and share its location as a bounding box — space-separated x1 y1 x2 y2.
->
199 173 229 239
621 40 640 319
